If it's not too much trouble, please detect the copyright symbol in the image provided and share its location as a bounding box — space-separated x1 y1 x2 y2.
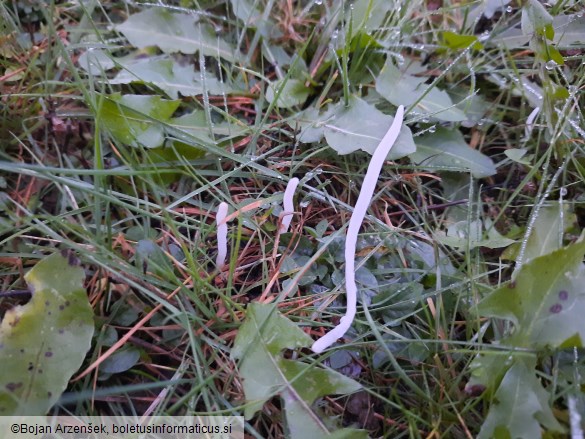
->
11 424 19 433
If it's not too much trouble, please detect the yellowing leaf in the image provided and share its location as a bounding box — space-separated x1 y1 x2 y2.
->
0 252 94 415
442 31 484 50
97 94 180 148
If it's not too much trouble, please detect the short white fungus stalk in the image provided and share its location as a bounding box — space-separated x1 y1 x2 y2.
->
279 177 300 234
215 202 229 269
524 106 540 138
311 105 405 354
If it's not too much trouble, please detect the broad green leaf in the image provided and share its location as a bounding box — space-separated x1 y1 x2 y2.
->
481 0 512 19
116 9 239 62
169 110 247 145
448 87 490 128
436 219 515 250
293 106 333 143
100 347 141 374
410 128 496 178
97 94 180 148
441 31 483 50
347 0 393 37
478 358 563 439
440 173 472 223
465 351 515 397
478 236 585 349
322 96 416 159
504 148 531 165
231 303 363 439
229 0 261 25
376 62 466 122
229 0 274 36
521 0 554 39
492 13 585 49
523 202 568 263
169 110 216 145
511 77 544 108
554 13 585 46
545 46 565 65
266 78 310 109
0 252 94 415
77 49 116 75
110 57 232 99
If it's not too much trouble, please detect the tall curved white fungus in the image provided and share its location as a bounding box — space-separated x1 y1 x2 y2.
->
311 105 405 354
280 177 300 234
216 202 229 269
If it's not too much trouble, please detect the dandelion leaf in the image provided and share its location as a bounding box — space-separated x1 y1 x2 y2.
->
322 96 415 159
478 358 562 439
232 303 364 439
116 9 239 62
478 236 585 349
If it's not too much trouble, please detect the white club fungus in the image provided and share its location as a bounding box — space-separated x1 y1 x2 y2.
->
311 105 405 353
279 177 300 234
215 202 229 269
524 106 540 138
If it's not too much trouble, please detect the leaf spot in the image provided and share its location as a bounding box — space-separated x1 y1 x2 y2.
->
5 382 23 392
28 363 34 371
558 290 569 301
549 303 562 314
44 351 53 358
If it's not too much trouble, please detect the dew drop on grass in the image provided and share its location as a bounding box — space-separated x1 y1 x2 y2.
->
428 126 436 133
506 6 513 12
545 60 557 70
315 0 323 5
314 167 323 175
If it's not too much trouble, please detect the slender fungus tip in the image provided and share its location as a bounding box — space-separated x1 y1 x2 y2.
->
311 340 326 354
216 202 229 269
